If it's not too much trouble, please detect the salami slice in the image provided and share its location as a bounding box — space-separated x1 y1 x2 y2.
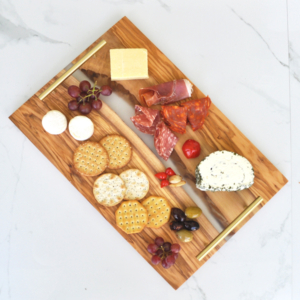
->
130 105 161 135
139 79 193 107
161 106 188 134
154 121 178 161
181 97 211 131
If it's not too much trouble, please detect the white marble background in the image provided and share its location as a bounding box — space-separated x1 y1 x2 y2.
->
0 0 299 299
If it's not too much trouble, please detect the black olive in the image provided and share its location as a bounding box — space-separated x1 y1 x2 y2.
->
169 221 184 231
183 220 200 231
171 208 186 222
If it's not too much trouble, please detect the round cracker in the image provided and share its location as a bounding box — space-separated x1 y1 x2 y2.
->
93 173 126 206
100 134 132 170
141 196 171 229
115 200 148 234
119 169 149 200
73 141 108 176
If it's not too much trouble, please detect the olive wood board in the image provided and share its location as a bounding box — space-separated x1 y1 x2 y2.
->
9 17 287 290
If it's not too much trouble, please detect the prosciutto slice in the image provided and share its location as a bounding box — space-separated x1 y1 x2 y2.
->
181 97 211 131
130 105 161 135
161 106 188 134
154 121 178 161
139 79 193 107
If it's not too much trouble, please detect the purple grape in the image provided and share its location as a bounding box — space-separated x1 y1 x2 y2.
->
79 81 91 93
147 244 159 254
151 255 161 265
154 237 164 247
68 85 80 98
165 254 176 266
100 85 112 96
155 249 163 257
79 102 92 115
162 242 171 252
68 100 79 111
91 100 102 110
171 244 181 253
162 258 171 269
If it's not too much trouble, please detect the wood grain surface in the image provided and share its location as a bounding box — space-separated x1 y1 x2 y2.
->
75 17 288 232
9 16 288 289
10 73 224 290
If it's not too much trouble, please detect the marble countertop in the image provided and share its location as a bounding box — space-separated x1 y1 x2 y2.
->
1 0 299 299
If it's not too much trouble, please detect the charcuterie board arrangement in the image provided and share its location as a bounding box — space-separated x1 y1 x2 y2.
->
9 17 287 289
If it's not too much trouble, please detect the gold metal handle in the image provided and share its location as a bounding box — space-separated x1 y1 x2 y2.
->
196 196 264 261
38 40 107 100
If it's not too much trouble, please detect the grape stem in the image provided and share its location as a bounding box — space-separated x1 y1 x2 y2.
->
78 81 102 103
158 246 171 259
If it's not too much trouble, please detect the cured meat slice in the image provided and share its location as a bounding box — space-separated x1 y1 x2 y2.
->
139 79 193 107
161 106 188 134
154 121 178 161
130 105 161 135
181 97 211 131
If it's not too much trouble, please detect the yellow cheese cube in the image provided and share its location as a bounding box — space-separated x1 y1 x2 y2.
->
110 48 149 81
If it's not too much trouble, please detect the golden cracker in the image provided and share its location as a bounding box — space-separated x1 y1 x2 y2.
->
73 141 108 176
100 134 132 170
115 200 148 234
141 196 171 229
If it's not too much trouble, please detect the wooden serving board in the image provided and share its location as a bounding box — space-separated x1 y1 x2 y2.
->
9 17 287 290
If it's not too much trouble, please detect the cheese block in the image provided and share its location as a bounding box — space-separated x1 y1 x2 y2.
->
110 49 148 81
195 150 254 192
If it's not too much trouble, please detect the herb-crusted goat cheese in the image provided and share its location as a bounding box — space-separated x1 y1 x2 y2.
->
195 151 254 192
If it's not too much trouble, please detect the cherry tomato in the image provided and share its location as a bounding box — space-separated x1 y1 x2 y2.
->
165 167 176 176
161 179 170 188
182 139 201 159
155 172 167 180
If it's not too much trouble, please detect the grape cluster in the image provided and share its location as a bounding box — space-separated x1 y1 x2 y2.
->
147 237 181 269
67 81 112 115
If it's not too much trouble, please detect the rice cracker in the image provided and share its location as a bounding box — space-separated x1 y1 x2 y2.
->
100 134 132 169
73 141 108 176
93 173 126 206
115 200 148 234
141 196 171 229
119 169 149 200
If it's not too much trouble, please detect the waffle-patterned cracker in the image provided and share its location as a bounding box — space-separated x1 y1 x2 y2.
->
73 141 108 176
141 196 171 229
100 134 132 170
115 200 148 234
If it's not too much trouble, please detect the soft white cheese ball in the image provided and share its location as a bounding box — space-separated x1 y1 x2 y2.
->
69 116 94 141
42 110 67 135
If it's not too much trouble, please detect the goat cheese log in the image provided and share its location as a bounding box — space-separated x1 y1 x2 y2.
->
139 79 193 107
196 150 254 192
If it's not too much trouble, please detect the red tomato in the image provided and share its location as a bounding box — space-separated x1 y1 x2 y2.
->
161 179 170 188
165 168 176 176
155 172 167 180
182 139 201 159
